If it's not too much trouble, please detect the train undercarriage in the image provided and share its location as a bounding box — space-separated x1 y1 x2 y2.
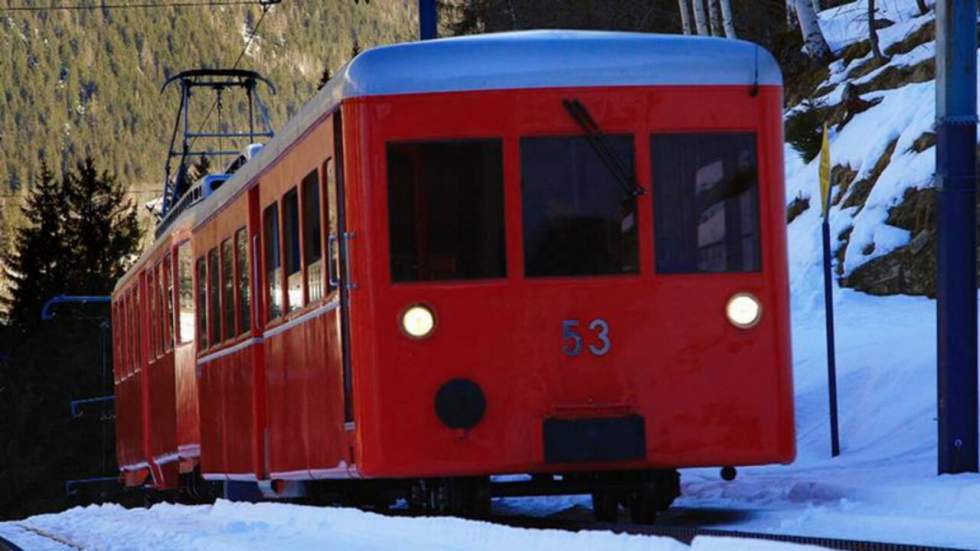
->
146 469 681 524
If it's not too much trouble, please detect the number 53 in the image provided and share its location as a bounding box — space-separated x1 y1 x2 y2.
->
562 319 611 357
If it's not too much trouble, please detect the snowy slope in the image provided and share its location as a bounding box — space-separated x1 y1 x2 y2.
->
786 0 942 293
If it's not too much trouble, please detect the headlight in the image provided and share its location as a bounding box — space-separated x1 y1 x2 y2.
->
401 304 436 339
726 293 762 329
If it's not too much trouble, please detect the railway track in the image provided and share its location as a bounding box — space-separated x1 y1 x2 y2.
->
488 514 973 551
0 523 83 551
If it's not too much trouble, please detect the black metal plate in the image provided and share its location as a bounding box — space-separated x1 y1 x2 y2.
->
543 415 646 463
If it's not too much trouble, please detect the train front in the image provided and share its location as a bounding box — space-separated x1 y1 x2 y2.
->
343 31 794 504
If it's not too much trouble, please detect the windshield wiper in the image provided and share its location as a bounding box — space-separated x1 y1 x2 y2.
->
562 98 645 198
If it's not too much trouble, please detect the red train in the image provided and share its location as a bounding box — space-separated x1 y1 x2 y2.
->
111 30 794 522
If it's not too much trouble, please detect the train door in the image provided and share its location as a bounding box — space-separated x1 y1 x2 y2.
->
330 113 355 428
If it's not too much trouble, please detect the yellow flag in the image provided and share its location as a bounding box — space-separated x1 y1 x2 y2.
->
819 123 831 217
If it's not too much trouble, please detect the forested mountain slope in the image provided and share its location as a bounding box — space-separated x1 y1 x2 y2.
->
0 0 417 217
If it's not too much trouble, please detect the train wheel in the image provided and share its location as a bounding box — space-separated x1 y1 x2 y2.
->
627 485 657 524
591 492 619 522
447 477 491 519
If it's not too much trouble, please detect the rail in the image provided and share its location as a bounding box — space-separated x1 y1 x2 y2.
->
487 515 970 551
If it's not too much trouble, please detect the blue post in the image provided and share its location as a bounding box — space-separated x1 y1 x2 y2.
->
936 0 978 475
419 0 437 40
40 294 111 320
822 212 840 457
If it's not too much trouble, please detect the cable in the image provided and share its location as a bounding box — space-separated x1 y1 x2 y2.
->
1 0 268 12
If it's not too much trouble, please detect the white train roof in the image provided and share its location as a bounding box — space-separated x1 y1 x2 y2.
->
343 30 782 95
118 31 780 291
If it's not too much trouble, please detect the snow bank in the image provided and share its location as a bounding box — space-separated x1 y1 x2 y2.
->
785 2 951 290
0 500 833 550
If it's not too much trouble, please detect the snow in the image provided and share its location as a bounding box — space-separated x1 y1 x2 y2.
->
817 0 933 53
0 500 831 551
786 5 953 279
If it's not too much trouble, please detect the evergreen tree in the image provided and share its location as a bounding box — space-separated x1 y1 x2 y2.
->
62 157 142 296
1 164 68 331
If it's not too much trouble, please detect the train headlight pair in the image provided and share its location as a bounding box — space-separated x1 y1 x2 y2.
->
401 304 436 339
726 293 762 329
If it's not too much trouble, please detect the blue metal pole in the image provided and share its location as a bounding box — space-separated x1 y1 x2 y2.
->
822 214 840 457
419 0 437 40
40 294 111 320
936 0 978 475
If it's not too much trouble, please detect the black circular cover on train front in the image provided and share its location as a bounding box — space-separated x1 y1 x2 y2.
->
434 379 486 429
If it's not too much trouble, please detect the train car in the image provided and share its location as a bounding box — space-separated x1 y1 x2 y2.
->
112 196 203 493
111 30 794 522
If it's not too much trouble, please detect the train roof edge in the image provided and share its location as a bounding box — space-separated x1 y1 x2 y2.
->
114 30 781 294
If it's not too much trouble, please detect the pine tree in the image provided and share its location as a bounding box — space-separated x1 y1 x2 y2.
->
62 157 142 296
1 164 68 331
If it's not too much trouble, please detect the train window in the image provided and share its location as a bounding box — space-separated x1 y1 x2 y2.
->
148 270 157 358
133 290 141 368
282 188 302 312
164 254 174 351
208 248 221 346
177 242 194 344
236 227 251 335
651 133 761 274
156 264 165 354
264 203 283 321
302 170 323 303
387 139 506 282
222 238 235 341
324 159 339 293
196 257 208 349
121 299 129 375
521 135 638 277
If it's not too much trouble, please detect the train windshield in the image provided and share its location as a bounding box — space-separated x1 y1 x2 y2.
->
651 132 761 273
521 135 639 277
387 139 506 283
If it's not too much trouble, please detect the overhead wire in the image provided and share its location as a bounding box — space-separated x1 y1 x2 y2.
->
0 0 269 12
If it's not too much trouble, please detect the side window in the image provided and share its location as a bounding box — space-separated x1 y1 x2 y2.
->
387 139 506 282
148 270 157 358
282 188 302 312
157 264 165 354
236 227 251 335
325 159 339 293
118 301 127 377
264 203 283 321
177 242 194 344
164 254 174 351
302 170 323 303
134 289 141 367
208 248 221 345
221 238 235 341
521 135 638 277
651 133 761 273
196 257 208 349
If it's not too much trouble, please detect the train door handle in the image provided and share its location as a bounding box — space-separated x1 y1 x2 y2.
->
327 234 340 289
344 232 358 290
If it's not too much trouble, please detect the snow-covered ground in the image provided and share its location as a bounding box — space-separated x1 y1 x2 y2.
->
0 290 960 549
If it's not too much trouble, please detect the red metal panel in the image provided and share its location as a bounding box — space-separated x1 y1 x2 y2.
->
116 80 793 487
343 86 794 477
